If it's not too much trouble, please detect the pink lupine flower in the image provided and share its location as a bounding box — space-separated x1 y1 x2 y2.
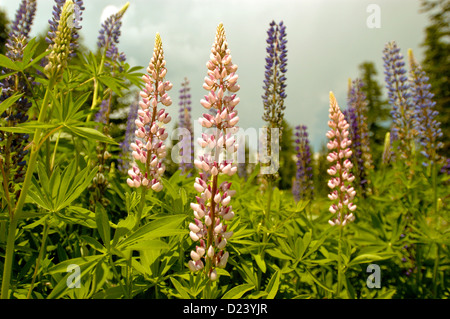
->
126 33 171 192
188 23 240 281
326 92 356 227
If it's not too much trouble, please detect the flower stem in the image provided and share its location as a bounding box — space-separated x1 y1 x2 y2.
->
26 217 49 299
336 225 343 298
0 78 55 299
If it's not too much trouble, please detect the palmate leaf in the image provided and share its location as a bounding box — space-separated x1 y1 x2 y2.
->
115 214 187 250
28 161 98 213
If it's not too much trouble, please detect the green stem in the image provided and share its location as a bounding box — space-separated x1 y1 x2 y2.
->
0 216 18 299
432 243 440 297
432 162 438 217
26 217 49 299
50 130 62 172
336 226 343 298
257 182 273 290
134 187 148 231
86 54 105 123
109 258 129 299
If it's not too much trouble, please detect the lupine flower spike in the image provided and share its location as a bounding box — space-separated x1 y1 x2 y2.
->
346 78 373 196
97 2 129 70
293 125 314 202
127 33 172 192
327 92 356 227
408 49 443 167
261 21 287 181
44 0 76 81
188 23 240 281
46 0 84 58
383 41 416 165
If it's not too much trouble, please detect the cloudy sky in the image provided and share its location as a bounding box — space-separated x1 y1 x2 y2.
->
0 0 430 151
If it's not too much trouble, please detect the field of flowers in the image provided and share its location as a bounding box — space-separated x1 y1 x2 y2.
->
0 0 448 300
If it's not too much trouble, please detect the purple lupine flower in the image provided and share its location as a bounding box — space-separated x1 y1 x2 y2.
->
441 158 450 175
293 125 314 202
97 2 129 69
46 0 84 58
126 33 172 192
408 49 443 167
326 92 356 227
262 20 287 133
188 24 240 281
346 78 373 196
118 95 139 173
383 41 416 163
178 77 194 175
6 0 36 60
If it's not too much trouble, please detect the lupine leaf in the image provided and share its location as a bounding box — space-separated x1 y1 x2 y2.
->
0 93 23 115
264 269 281 299
222 284 255 299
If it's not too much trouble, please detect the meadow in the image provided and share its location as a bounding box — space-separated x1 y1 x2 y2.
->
0 0 448 300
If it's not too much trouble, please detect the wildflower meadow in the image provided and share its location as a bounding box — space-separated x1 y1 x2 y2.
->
0 0 448 303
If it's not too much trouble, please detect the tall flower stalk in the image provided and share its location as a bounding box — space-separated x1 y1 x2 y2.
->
408 49 443 168
261 20 287 184
293 125 314 202
346 78 373 197
126 33 172 226
188 23 240 282
178 77 194 175
1 0 75 299
86 2 129 123
383 41 416 167
326 92 357 297
89 4 129 209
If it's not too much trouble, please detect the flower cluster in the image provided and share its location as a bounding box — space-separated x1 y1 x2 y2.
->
383 41 416 162
261 20 287 182
5 0 36 60
293 125 314 202
97 2 129 69
346 78 373 196
178 77 194 175
262 20 287 130
44 0 75 81
126 33 172 192
408 49 443 167
46 0 84 58
188 23 240 280
326 92 357 227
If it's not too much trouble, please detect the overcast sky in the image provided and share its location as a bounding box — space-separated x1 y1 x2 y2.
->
0 0 431 151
